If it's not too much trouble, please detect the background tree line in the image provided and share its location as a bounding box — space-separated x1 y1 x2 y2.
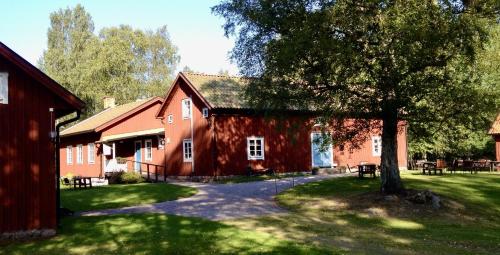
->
39 4 179 117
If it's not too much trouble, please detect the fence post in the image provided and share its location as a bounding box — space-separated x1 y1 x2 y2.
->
147 164 150 182
155 165 158 182
163 166 167 182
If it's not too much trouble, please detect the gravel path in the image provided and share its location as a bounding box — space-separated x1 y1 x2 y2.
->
80 173 351 220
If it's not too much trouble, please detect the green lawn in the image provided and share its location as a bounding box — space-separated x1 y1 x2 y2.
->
226 172 500 255
61 183 197 212
0 214 335 255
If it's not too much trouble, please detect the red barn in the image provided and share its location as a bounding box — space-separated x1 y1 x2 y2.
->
0 42 84 236
489 113 500 161
60 97 165 178
156 72 408 177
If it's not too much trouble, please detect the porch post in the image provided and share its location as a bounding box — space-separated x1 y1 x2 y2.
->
112 142 116 159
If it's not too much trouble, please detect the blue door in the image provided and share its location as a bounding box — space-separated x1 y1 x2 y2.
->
134 141 142 171
312 133 332 168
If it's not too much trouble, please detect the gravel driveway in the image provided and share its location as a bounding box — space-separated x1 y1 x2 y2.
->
80 173 350 220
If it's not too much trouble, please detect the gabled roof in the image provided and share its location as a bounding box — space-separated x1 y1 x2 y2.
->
61 97 163 137
489 113 500 135
0 42 85 113
156 72 248 118
182 72 248 109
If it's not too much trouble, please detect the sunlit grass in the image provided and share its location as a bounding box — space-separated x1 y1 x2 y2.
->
0 214 336 255
61 183 197 212
226 172 500 255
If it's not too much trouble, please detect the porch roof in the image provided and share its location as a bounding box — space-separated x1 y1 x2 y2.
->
99 128 164 143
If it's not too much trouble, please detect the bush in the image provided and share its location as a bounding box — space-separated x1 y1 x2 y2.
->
121 172 144 184
107 171 144 184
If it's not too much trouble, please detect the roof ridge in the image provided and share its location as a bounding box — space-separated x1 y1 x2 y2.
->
182 71 243 79
61 98 154 134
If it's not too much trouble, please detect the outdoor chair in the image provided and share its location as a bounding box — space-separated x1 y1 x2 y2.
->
61 177 72 187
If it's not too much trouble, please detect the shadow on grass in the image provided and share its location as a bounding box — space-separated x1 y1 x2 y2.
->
226 173 500 255
61 183 197 212
1 214 336 255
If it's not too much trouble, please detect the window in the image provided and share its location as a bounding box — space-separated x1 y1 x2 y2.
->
181 98 192 119
167 114 173 124
88 143 95 164
247 137 264 160
145 139 153 161
0 72 8 104
372 136 382 157
202 108 209 118
183 139 192 162
76 144 83 164
66 146 73 165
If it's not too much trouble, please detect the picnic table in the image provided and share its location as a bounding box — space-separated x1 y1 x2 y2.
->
489 161 500 172
422 161 444 175
358 164 377 178
73 176 93 189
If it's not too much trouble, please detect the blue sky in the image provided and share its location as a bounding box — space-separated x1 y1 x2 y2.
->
0 0 239 75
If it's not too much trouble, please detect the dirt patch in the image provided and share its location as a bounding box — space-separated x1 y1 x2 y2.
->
342 189 475 220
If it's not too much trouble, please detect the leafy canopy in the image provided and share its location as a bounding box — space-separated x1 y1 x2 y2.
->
39 4 179 116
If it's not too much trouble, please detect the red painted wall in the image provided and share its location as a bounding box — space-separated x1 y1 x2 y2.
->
101 103 163 136
0 55 70 232
495 135 500 162
161 78 408 177
60 134 101 177
163 79 214 176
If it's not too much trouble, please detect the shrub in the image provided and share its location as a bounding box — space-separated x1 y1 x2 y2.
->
107 171 125 184
120 172 144 184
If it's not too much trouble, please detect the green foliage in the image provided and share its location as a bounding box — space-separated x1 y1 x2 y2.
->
214 0 499 192
39 4 179 117
120 171 144 184
61 183 197 211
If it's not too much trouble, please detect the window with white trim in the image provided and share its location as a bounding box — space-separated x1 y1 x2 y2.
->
183 139 193 162
88 143 95 164
167 114 173 124
76 144 83 164
372 136 382 157
181 98 192 119
145 139 153 161
202 108 208 118
66 146 73 165
247 137 264 160
0 72 8 104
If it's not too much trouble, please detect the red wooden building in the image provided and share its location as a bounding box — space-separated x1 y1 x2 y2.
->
60 97 165 177
489 113 500 161
156 72 408 177
0 42 84 235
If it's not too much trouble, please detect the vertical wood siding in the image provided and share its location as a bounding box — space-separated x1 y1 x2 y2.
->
0 56 58 232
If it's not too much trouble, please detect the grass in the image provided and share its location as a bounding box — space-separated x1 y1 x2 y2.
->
216 172 309 184
61 183 197 212
0 214 336 255
226 172 500 255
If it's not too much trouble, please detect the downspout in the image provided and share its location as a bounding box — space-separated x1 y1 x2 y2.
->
190 96 194 175
55 110 81 227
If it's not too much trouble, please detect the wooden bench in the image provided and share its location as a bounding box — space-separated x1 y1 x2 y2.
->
358 164 377 178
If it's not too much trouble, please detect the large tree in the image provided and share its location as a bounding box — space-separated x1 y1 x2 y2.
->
40 5 179 116
214 0 499 193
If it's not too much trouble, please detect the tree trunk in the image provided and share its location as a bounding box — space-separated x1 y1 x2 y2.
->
380 109 404 194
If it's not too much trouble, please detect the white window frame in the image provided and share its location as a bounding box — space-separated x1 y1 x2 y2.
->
371 136 382 157
183 139 193 162
88 143 95 164
247 136 265 160
76 144 83 164
181 98 192 119
0 72 8 104
167 114 173 124
145 139 153 161
202 107 209 118
66 146 73 165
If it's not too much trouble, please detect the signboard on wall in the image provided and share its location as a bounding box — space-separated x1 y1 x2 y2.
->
0 72 8 104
